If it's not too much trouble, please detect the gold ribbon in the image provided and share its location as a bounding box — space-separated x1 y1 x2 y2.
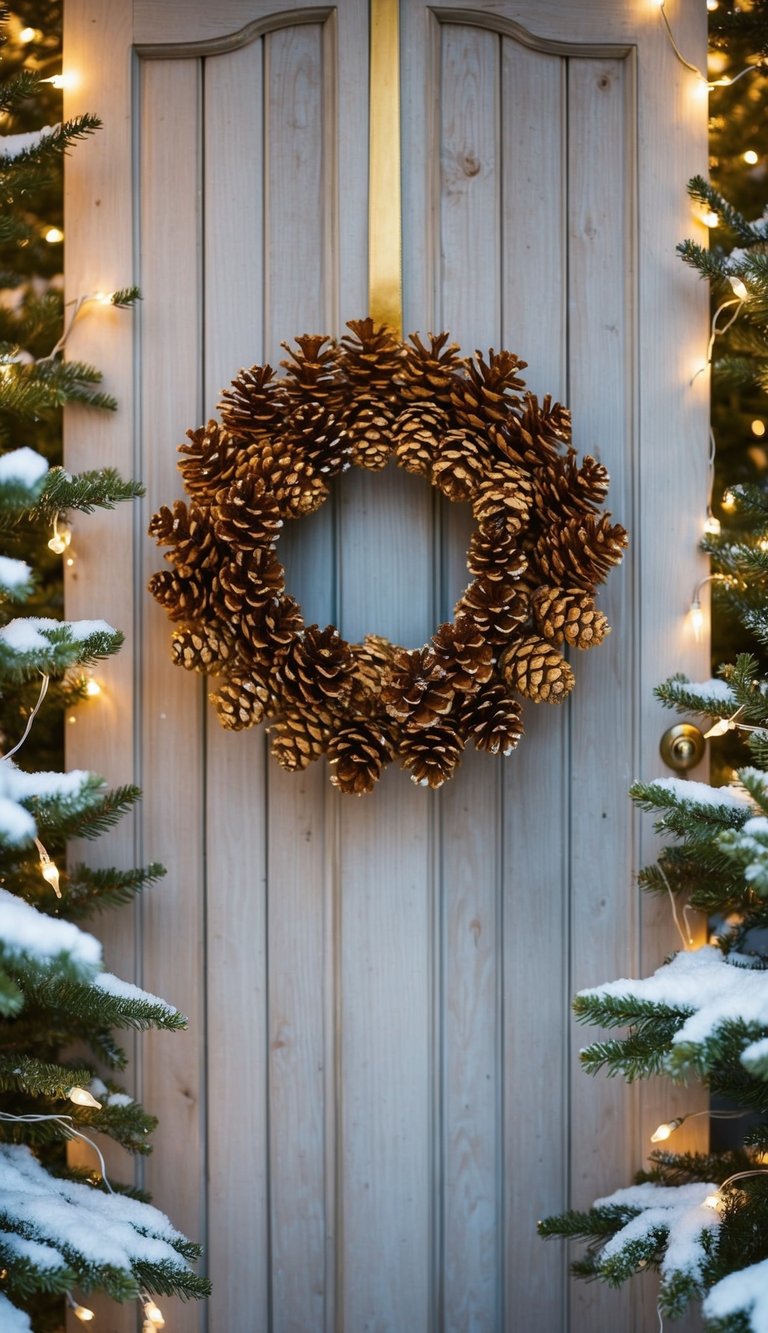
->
368 0 402 337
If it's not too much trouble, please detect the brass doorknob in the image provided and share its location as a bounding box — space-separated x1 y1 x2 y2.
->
659 723 705 772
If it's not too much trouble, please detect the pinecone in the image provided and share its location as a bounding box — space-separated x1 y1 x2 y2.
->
278 624 354 708
467 521 528 583
349 634 396 713
328 719 395 795
393 404 449 477
432 430 490 502
397 331 462 408
455 577 529 643
532 586 610 650
533 450 610 520
217 548 285 617
345 399 395 470
381 646 455 729
219 364 287 441
212 475 284 551
457 683 524 755
339 317 405 395
149 499 221 578
269 705 331 771
536 514 628 589
495 393 570 468
148 568 212 622
472 465 532 534
431 616 494 693
500 636 575 703
399 722 464 788
209 669 272 731
177 421 242 501
450 349 527 430
244 439 328 517
171 625 232 674
280 334 345 413
238 593 303 662
284 401 350 477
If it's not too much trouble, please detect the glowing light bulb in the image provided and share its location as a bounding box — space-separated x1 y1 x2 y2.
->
84 677 102 698
18 27 36 43
72 1306 95 1323
93 290 114 306
729 275 749 301
41 73 76 90
703 1192 722 1210
144 1302 165 1327
67 1086 102 1110
47 533 67 554
704 718 732 739
707 0 719 9
701 209 719 228
650 1118 683 1143
744 149 759 166
44 227 64 244
690 600 704 643
760 538 768 553
40 859 61 898
703 515 721 536
752 419 766 437
722 489 737 511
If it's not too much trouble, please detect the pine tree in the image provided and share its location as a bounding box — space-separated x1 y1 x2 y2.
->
539 10 768 1330
0 12 209 1330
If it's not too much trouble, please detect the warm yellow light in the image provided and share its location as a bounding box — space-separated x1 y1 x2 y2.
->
703 515 721 536
144 1302 165 1327
41 73 77 90
744 149 759 166
704 718 731 739
18 27 36 43
729 275 749 301
703 1192 722 1210
752 420 766 437
40 860 61 897
690 601 704 643
707 0 719 9
47 533 67 554
67 1086 102 1110
84 677 102 698
760 538 768 553
722 489 737 511
701 209 719 228
650 1119 683 1143
93 290 114 306
44 227 64 245
73 1307 95 1324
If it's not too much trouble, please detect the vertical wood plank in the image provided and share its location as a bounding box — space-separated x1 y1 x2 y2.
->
438 24 503 1332
139 57 207 1333
499 36 570 1333
203 40 270 1331
263 25 334 1332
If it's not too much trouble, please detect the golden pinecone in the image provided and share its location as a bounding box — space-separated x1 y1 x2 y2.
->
455 577 529 643
432 429 490 502
495 393 570 468
397 331 461 408
339 318 405 394
467 521 528 583
279 624 354 708
500 636 575 703
399 722 464 788
450 349 527 430
217 548 285 617
393 404 449 477
472 464 532 534
533 450 610 521
149 499 221 580
244 439 327 517
457 683 524 755
328 719 395 795
284 401 350 477
431 616 494 693
536 514 628 589
381 646 455 729
177 421 242 501
345 399 395 470
280 334 345 414
238 593 303 662
219 364 287 441
349 634 396 713
212 475 284 551
269 705 331 771
148 568 212 622
532 586 610 649
171 625 232 674
209 669 272 731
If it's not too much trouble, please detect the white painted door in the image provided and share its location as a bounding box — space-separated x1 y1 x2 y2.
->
64 2 708 1330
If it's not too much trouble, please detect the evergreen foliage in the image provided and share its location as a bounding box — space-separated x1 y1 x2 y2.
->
540 8 768 1329
0 10 209 1329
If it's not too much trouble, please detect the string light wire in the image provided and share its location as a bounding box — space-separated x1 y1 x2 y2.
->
2 672 50 760
658 2 763 89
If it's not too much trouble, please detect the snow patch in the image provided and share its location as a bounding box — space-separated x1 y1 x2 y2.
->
94 972 178 1017
0 557 31 592
0 887 101 968
0 126 59 159
703 1257 768 1331
649 776 753 812
0 1293 32 1332
0 448 48 487
595 1181 720 1281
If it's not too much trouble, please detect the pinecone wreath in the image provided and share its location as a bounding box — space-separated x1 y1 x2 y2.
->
149 318 627 794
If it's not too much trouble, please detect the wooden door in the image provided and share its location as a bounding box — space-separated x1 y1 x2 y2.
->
64 2 708 1329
